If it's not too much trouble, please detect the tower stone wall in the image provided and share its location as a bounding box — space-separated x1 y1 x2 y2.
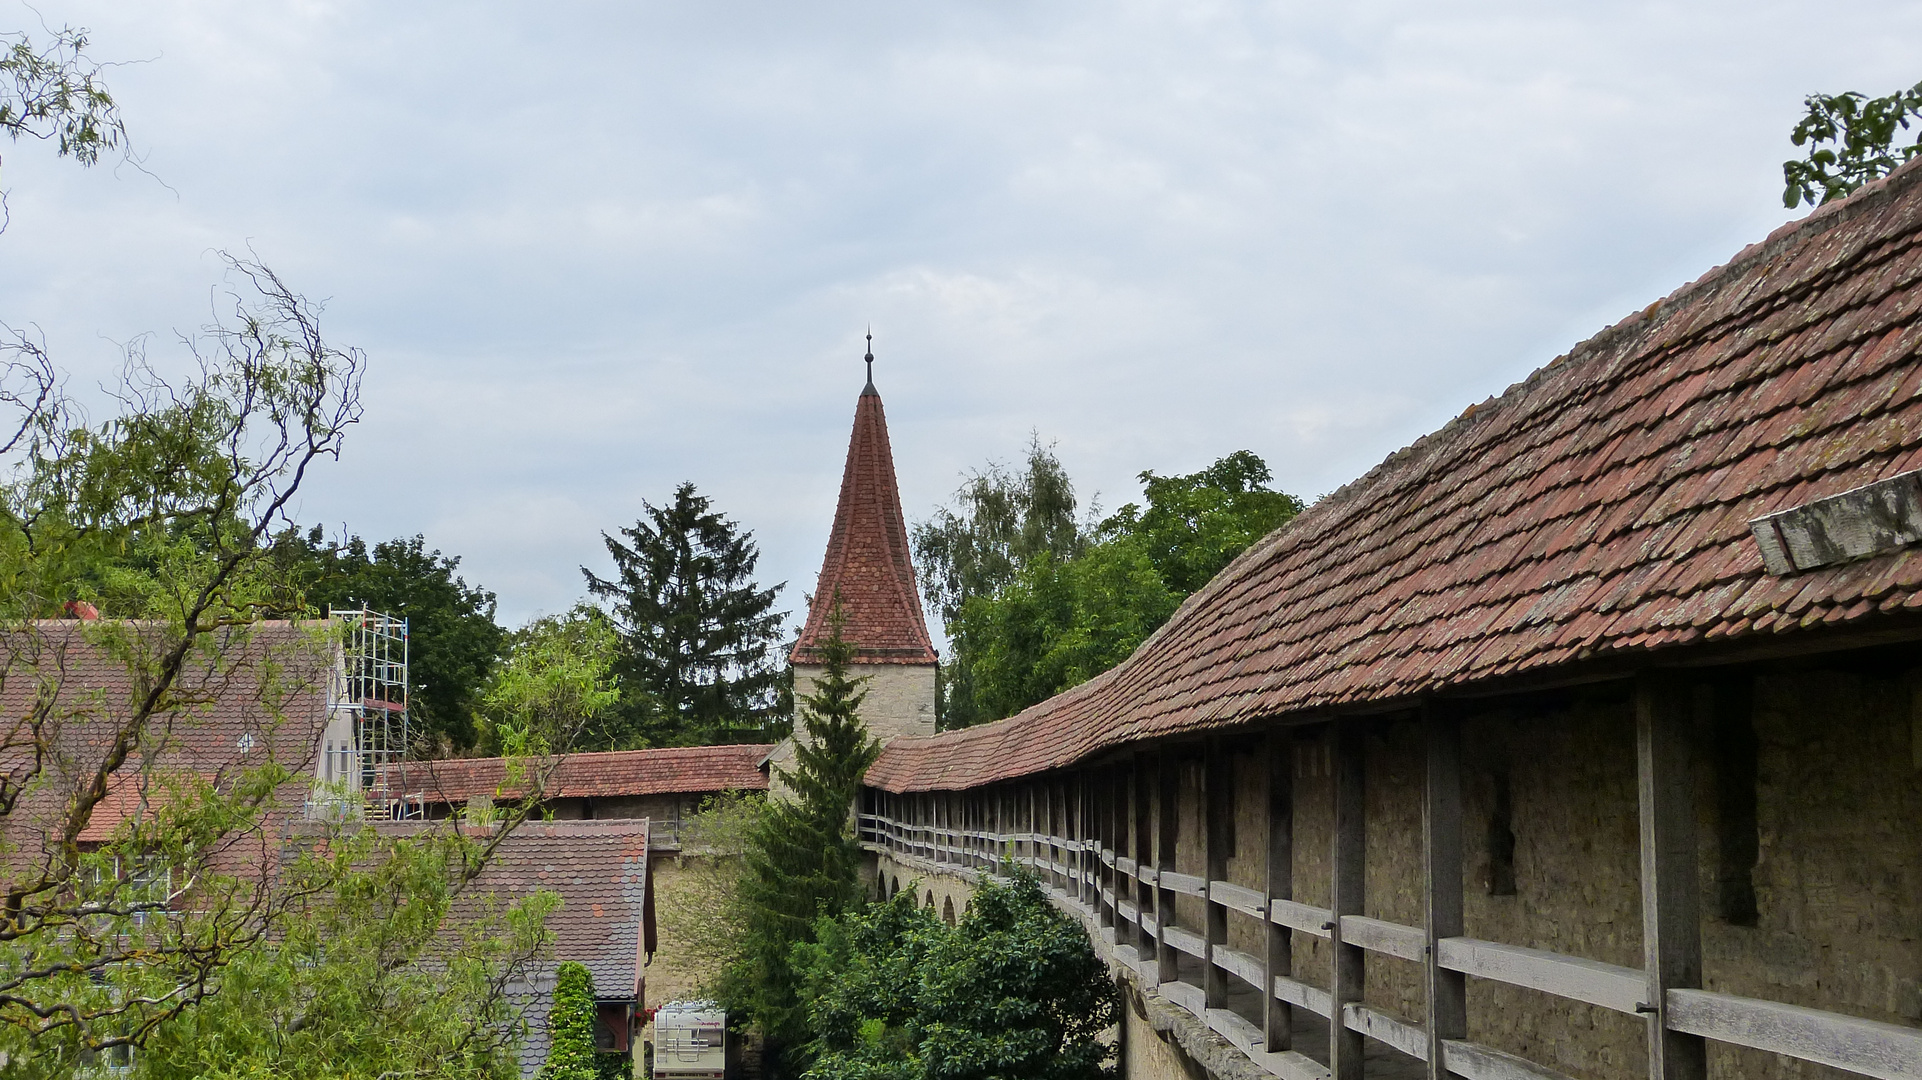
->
793 662 936 743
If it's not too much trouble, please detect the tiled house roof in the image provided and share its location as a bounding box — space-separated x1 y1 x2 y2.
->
390 743 773 807
791 381 939 666
868 160 1922 793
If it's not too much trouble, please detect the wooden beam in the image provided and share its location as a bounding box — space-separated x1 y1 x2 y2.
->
1205 736 1232 1009
1135 752 1156 960
1158 750 1181 985
1636 671 1707 1080
1330 719 1366 1080
1265 727 1296 1051
1424 701 1467 1078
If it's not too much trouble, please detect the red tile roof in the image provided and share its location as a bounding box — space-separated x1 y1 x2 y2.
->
791 382 940 666
867 160 1922 793
388 743 773 806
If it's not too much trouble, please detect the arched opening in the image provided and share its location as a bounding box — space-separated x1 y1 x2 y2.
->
924 890 934 909
941 896 956 926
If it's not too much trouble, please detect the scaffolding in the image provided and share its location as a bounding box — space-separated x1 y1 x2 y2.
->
329 605 421 819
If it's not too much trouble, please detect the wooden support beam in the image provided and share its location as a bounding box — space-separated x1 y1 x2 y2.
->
1330 719 1366 1080
1265 728 1295 1051
1135 752 1156 959
1424 701 1467 1079
1205 737 1233 1009
1636 672 1707 1080
1158 750 1181 985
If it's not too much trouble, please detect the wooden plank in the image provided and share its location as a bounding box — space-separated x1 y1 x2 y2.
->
1162 978 1206 1019
1212 943 1266 991
1252 1049 1333 1080
1329 719 1366 1080
1424 701 1466 1080
1436 937 1645 1014
1157 750 1180 984
1441 1040 1583 1080
1210 879 1267 919
1160 871 1208 897
1271 898 1334 938
1205 735 1233 1010
1666 988 1922 1080
1209 1007 1266 1057
1340 915 1425 963
1265 727 1295 1052
1274 974 1334 1018
1344 1002 1427 1061
1637 672 1707 1080
1165 923 1208 960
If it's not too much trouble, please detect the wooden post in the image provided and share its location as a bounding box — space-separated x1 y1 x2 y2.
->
1264 727 1295 1051
1330 719 1366 1080
1637 672 1707 1080
1205 736 1233 1009
1423 702 1466 1079
1157 750 1182 985
1135 752 1156 959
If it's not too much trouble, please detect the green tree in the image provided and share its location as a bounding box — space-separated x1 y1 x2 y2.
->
926 448 1300 725
541 961 598 1080
719 605 879 1062
1784 78 1922 208
583 483 788 748
911 438 1085 728
476 605 622 758
795 874 1118 1080
1 25 125 184
277 529 508 755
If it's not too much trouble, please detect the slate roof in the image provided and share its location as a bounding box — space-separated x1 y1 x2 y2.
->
867 160 1922 793
791 380 940 666
388 743 773 806
0 621 333 854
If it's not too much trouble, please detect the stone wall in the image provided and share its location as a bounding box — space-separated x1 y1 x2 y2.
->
793 661 936 743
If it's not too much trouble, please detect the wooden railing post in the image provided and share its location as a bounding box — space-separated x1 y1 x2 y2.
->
1264 727 1295 1051
1424 701 1466 1079
1330 718 1366 1080
1157 750 1181 986
1637 672 1707 1080
1134 752 1156 962
1205 736 1232 1010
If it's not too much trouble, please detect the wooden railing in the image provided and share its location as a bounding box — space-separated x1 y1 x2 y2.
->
857 796 1922 1080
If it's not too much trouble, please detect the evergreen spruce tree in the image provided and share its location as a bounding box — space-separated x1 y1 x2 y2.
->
541 961 598 1080
721 601 880 1063
582 482 788 747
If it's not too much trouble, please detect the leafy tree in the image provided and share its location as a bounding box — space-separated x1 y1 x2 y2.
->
911 438 1085 728
1784 78 1922 208
794 874 1119 1080
583 482 787 748
277 528 508 756
133 823 559 1080
718 605 879 1063
923 448 1300 725
541 961 598 1080
476 604 622 758
1 25 126 184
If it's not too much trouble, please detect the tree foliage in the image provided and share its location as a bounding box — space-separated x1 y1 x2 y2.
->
540 961 598 1080
475 605 621 759
718 606 878 1061
794 875 1118 1080
1784 78 1922 208
0 25 125 177
583 482 788 748
920 447 1300 726
275 529 507 756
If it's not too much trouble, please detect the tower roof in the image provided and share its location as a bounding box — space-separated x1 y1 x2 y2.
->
792 376 938 666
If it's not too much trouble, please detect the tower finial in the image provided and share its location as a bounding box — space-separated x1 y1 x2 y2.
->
864 327 875 387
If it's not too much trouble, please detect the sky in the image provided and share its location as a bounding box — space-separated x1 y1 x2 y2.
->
3 1 1919 631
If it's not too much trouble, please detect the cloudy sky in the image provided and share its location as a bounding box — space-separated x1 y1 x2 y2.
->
3 1 1918 629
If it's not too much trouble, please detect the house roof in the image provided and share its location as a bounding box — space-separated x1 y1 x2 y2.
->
791 380 939 666
415 819 652 1076
389 743 773 806
867 160 1922 793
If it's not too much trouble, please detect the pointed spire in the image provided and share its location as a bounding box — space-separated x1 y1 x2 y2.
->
863 327 876 395
791 356 937 667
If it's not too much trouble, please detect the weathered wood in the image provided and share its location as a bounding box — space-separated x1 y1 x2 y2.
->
1205 736 1233 1009
1666 988 1922 1080
1329 719 1366 1080
1159 871 1209 897
1162 978 1206 1019
1165 923 1208 960
1440 1040 1583 1080
1339 914 1425 962
1344 1002 1427 1062
1435 937 1645 1014
1637 672 1707 1080
1265 727 1296 1051
1157 751 1180 984
1253 1048 1334 1080
1213 943 1266 989
1274 973 1335 1018
1271 898 1334 938
1134 752 1156 957
1424 701 1466 1079
1210 879 1267 919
